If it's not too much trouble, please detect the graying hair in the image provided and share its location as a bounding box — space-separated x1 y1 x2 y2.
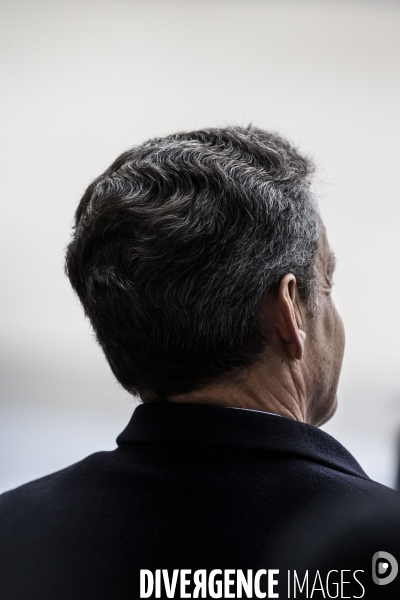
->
66 125 320 399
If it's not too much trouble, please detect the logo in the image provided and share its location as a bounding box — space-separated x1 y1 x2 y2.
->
372 551 398 586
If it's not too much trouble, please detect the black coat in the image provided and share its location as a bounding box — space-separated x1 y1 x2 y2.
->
0 402 393 599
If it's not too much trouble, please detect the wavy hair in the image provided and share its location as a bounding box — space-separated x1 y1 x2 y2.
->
65 126 319 399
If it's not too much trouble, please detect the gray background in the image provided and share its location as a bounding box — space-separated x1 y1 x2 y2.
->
1 0 400 492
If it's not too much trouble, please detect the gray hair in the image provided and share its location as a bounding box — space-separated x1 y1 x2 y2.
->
66 125 320 399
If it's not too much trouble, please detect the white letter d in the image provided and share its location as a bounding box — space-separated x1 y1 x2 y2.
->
140 570 154 598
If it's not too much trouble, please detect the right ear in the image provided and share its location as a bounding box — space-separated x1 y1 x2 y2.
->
275 274 306 361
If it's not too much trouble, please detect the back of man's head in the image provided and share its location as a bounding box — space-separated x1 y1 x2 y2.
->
65 126 319 400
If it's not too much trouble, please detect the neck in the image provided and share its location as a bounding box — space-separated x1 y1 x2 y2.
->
167 350 308 423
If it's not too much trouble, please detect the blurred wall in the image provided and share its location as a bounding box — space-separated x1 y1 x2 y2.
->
1 0 400 492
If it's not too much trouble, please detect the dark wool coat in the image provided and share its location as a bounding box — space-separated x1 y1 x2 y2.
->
0 402 393 599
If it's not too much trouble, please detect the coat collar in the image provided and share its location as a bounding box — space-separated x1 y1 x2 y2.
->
116 401 368 481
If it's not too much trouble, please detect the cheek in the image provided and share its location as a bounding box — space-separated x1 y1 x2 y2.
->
332 303 345 359
316 297 344 366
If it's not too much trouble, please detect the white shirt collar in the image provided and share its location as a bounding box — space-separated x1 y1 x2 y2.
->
229 406 281 417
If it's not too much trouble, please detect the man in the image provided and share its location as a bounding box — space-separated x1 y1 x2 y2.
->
0 126 394 599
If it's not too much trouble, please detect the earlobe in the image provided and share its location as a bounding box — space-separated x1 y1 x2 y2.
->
277 274 306 361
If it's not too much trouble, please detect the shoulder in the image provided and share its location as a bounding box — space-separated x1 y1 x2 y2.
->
0 450 115 528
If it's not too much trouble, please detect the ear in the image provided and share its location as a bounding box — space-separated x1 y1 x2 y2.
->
276 274 306 360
